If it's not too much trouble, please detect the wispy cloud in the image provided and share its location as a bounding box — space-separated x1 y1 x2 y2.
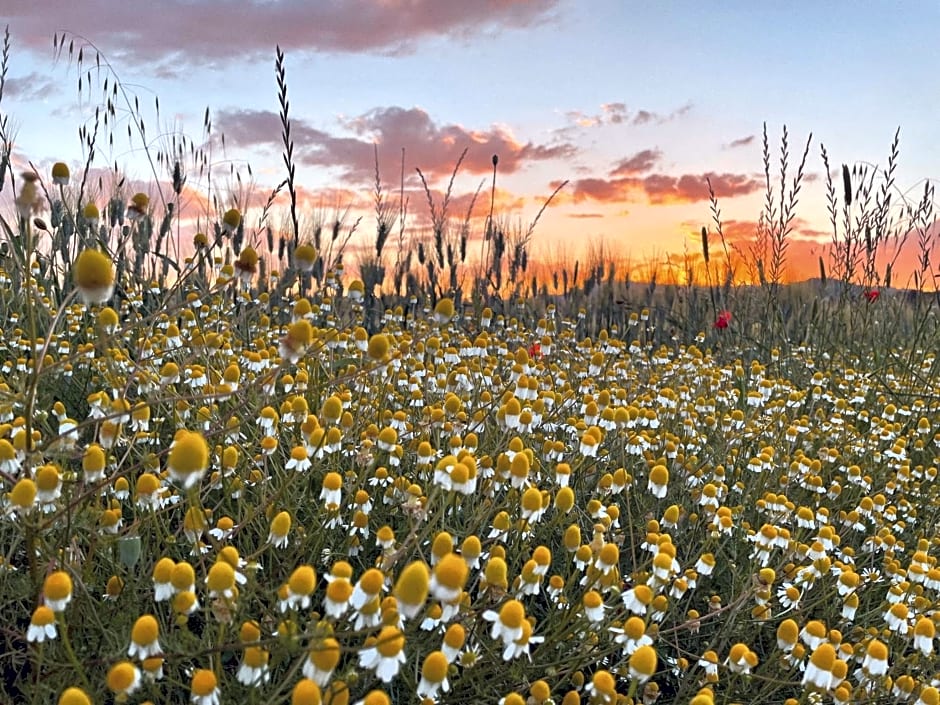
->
726 135 756 149
3 72 60 102
8 0 562 63
564 101 693 130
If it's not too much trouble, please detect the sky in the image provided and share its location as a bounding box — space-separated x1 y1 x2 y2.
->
2 0 940 285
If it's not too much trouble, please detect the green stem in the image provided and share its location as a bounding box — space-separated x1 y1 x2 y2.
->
56 612 91 692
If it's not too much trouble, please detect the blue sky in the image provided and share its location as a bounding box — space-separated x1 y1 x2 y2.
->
2 0 938 281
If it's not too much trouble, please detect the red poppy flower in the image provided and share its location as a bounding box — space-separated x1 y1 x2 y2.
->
527 342 542 360
714 310 732 330
863 290 880 303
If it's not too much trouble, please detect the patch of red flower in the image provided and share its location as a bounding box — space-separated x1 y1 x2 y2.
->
714 310 732 330
528 342 542 360
863 290 880 303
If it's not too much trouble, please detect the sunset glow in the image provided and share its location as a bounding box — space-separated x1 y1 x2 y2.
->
3 1 939 285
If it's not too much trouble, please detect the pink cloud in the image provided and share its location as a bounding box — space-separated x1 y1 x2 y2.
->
216 106 576 183
7 0 562 64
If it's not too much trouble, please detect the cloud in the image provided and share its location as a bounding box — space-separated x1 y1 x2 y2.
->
562 101 692 130
8 0 562 64
648 172 761 204
600 102 628 124
3 72 59 102
726 135 756 149
556 170 762 205
610 149 662 176
216 106 576 183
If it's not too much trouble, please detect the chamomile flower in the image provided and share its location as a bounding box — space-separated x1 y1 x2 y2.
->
503 617 543 661
582 590 606 625
73 249 115 304
622 584 653 616
352 568 386 610
612 616 653 655
629 645 658 683
152 557 176 601
303 636 340 686
206 560 237 600
268 510 292 549
321 472 343 509
285 445 312 473
128 614 161 660
57 688 92 705
393 561 429 619
324 567 354 619
166 430 210 489
802 643 838 690
430 553 469 603
914 615 936 655
291 679 322 705
861 638 889 678
484 599 527 646
417 650 450 699
27 604 58 642
442 623 466 663
648 464 669 498
107 661 141 698
43 570 73 612
359 625 407 682
236 645 271 686
190 668 220 705
170 561 196 595
7 477 36 515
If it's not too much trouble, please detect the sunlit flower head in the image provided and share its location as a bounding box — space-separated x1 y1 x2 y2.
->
27 604 58 642
73 249 114 304
484 599 527 645
107 660 142 698
51 162 70 185
303 636 340 686
166 430 210 489
221 208 241 234
358 625 406 683
394 561 429 619
128 614 161 660
291 679 322 705
802 642 837 691
268 510 292 549
417 650 451 699
190 668 220 705
57 688 92 705
43 570 73 612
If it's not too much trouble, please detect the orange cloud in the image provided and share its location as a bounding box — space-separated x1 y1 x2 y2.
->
555 171 763 205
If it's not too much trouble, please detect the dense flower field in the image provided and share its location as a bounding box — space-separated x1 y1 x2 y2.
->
2 213 940 705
